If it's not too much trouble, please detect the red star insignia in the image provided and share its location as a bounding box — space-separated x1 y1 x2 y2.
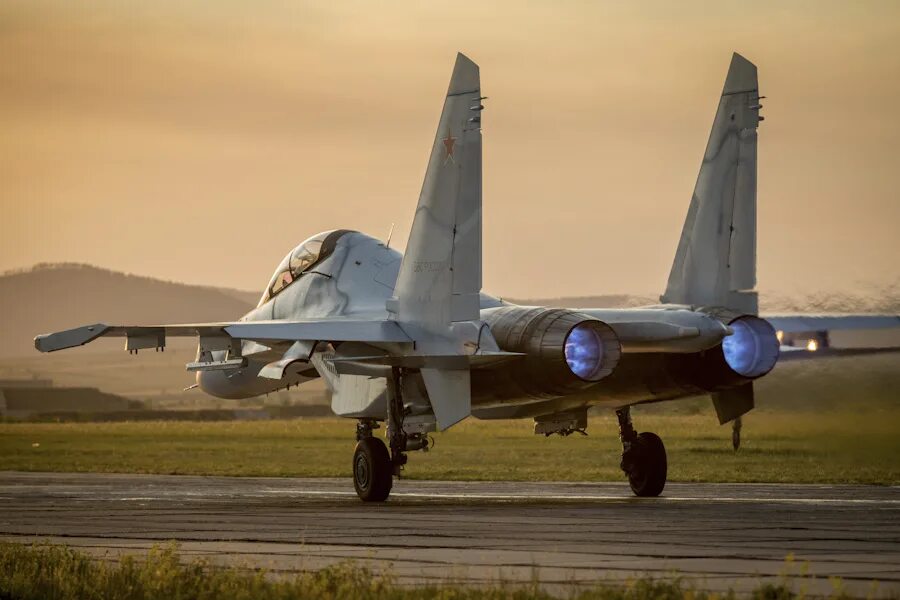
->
442 131 456 163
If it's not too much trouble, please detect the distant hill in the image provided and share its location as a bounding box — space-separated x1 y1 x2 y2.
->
212 287 260 307
0 264 257 358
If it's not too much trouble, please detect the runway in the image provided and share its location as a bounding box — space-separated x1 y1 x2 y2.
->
1 472 898 596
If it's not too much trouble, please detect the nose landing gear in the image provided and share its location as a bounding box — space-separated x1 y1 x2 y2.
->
352 368 431 502
616 406 667 497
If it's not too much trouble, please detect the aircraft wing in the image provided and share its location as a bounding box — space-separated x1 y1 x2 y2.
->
34 319 413 353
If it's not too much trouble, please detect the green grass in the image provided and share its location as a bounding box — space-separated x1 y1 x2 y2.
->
1 409 898 484
0 541 859 600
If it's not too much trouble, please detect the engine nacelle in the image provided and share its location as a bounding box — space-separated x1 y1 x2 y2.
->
721 315 780 379
667 312 780 392
475 306 622 401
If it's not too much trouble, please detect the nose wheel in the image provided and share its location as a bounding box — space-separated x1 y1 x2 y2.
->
616 407 667 497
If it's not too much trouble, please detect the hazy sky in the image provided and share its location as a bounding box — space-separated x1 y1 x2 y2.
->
2 0 898 298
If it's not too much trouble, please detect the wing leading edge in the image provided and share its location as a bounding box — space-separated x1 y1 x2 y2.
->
34 319 413 354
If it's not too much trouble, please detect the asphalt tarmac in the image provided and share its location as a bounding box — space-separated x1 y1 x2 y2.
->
1 471 898 596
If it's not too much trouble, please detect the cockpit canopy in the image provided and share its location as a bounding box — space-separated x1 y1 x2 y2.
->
258 230 355 307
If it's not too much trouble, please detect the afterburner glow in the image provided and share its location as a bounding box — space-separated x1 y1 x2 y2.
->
721 317 780 378
565 324 605 381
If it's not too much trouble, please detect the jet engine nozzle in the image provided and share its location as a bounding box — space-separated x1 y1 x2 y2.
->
478 306 621 400
663 312 780 395
721 315 779 379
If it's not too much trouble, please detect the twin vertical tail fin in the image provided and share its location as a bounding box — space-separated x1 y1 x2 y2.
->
389 53 484 429
662 53 762 316
392 52 483 330
663 53 763 425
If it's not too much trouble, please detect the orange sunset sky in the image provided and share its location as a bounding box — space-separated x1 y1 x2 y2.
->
2 0 898 298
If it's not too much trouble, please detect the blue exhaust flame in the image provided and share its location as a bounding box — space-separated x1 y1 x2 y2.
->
722 320 756 375
722 317 779 378
565 324 604 381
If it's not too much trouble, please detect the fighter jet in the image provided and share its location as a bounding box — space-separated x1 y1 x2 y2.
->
35 53 900 501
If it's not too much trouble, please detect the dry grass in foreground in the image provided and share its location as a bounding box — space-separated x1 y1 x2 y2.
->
0 542 867 600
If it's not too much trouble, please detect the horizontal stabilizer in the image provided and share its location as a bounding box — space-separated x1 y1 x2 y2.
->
765 314 900 334
778 346 900 361
767 314 900 361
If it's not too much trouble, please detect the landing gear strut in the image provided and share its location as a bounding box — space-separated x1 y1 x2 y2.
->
352 368 421 502
386 367 408 476
616 406 667 497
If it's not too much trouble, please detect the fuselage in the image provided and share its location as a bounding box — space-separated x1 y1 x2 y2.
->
198 230 745 418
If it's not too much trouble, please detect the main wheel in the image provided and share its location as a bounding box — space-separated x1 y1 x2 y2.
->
353 437 393 502
626 432 667 497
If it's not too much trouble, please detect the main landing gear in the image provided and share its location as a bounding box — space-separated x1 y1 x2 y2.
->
352 368 430 502
353 421 392 502
615 406 667 497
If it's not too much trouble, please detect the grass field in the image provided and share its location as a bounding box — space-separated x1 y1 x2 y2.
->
2 408 898 484
2 541 842 600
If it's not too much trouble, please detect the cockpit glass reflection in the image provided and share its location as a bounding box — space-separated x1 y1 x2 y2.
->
257 230 354 307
